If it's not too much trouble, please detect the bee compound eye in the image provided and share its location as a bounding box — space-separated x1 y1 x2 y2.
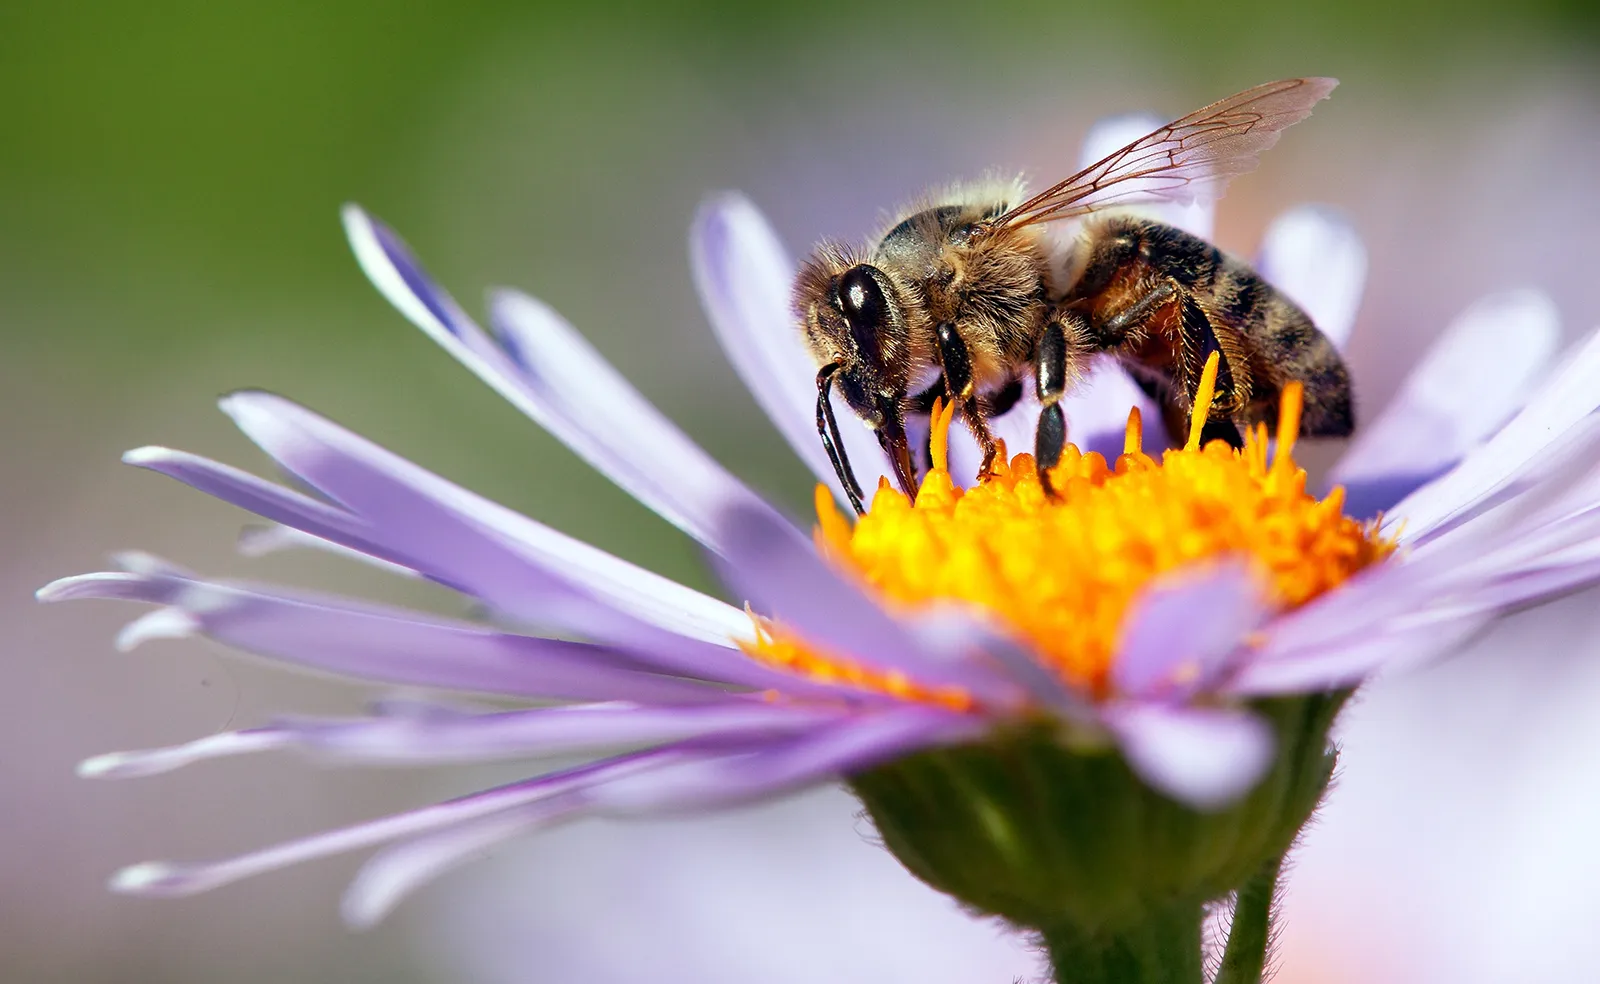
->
837 266 888 333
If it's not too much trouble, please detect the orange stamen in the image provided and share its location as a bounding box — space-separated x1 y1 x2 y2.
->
1185 351 1221 451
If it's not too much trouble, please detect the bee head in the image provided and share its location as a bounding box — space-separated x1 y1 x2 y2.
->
795 254 919 506
795 256 910 421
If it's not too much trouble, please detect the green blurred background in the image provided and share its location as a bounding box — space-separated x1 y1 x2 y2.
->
4 3 1598 982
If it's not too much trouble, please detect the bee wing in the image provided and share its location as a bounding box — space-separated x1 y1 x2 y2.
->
994 78 1337 230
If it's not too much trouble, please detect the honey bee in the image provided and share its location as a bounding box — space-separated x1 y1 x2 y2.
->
795 77 1353 512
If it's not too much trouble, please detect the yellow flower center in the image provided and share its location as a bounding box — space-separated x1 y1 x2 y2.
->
744 355 1393 709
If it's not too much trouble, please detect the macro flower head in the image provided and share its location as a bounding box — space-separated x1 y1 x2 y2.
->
39 107 1600 979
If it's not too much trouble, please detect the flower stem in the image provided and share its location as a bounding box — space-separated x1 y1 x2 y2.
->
1041 904 1204 984
1213 856 1283 984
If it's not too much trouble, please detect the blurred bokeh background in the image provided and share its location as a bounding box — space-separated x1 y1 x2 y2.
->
6 3 1600 982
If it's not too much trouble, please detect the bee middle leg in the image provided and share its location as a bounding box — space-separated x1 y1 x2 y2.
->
934 322 1001 477
1033 310 1092 499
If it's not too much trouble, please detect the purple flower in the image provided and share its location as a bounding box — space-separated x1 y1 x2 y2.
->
39 137 1600 934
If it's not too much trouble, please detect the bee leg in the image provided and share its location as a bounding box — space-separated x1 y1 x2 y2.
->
1093 280 1248 451
1034 312 1088 499
1093 281 1178 347
1175 292 1246 449
934 322 1000 478
816 363 867 514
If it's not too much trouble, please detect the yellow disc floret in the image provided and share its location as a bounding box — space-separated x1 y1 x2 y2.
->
746 354 1393 705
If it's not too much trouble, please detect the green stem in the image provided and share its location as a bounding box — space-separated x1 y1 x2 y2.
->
1041 904 1204 984
1213 857 1284 984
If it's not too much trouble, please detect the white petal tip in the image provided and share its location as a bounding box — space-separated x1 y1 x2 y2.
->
77 752 144 779
35 572 131 603
339 892 389 932
339 202 370 230
121 446 173 467
34 578 76 603
116 608 200 651
110 862 198 897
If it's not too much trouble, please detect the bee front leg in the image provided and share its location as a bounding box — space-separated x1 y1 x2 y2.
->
1033 311 1091 499
934 322 1001 478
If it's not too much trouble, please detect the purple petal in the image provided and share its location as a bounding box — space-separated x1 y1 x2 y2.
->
1100 703 1274 809
342 806 547 929
708 503 1026 702
1389 320 1600 543
1079 113 1215 238
1111 560 1269 700
486 288 782 547
36 566 803 699
1256 206 1366 350
216 392 751 648
236 523 422 578
343 706 976 927
1229 610 1492 696
581 705 983 814
78 729 291 780
907 606 1083 719
108 750 677 898
689 193 893 507
1333 290 1559 512
123 446 385 553
344 206 762 548
1240 560 1445 669
81 702 846 777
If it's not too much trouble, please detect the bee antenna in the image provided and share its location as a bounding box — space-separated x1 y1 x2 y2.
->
816 363 867 515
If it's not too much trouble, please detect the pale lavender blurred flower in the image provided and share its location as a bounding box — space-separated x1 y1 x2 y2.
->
36 115 1600 939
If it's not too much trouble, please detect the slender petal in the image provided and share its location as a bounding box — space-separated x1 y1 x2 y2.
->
709 503 1028 702
1230 610 1492 695
36 568 803 699
82 702 846 777
488 288 783 547
1334 290 1559 516
344 206 764 547
1255 205 1367 350
123 446 387 559
1112 561 1268 700
907 606 1080 718
342 707 976 928
237 523 422 578
1100 704 1274 810
79 730 292 780
342 806 549 929
108 750 679 898
217 391 753 648
690 193 893 505
1390 323 1600 542
580 705 983 814
1241 560 1449 669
